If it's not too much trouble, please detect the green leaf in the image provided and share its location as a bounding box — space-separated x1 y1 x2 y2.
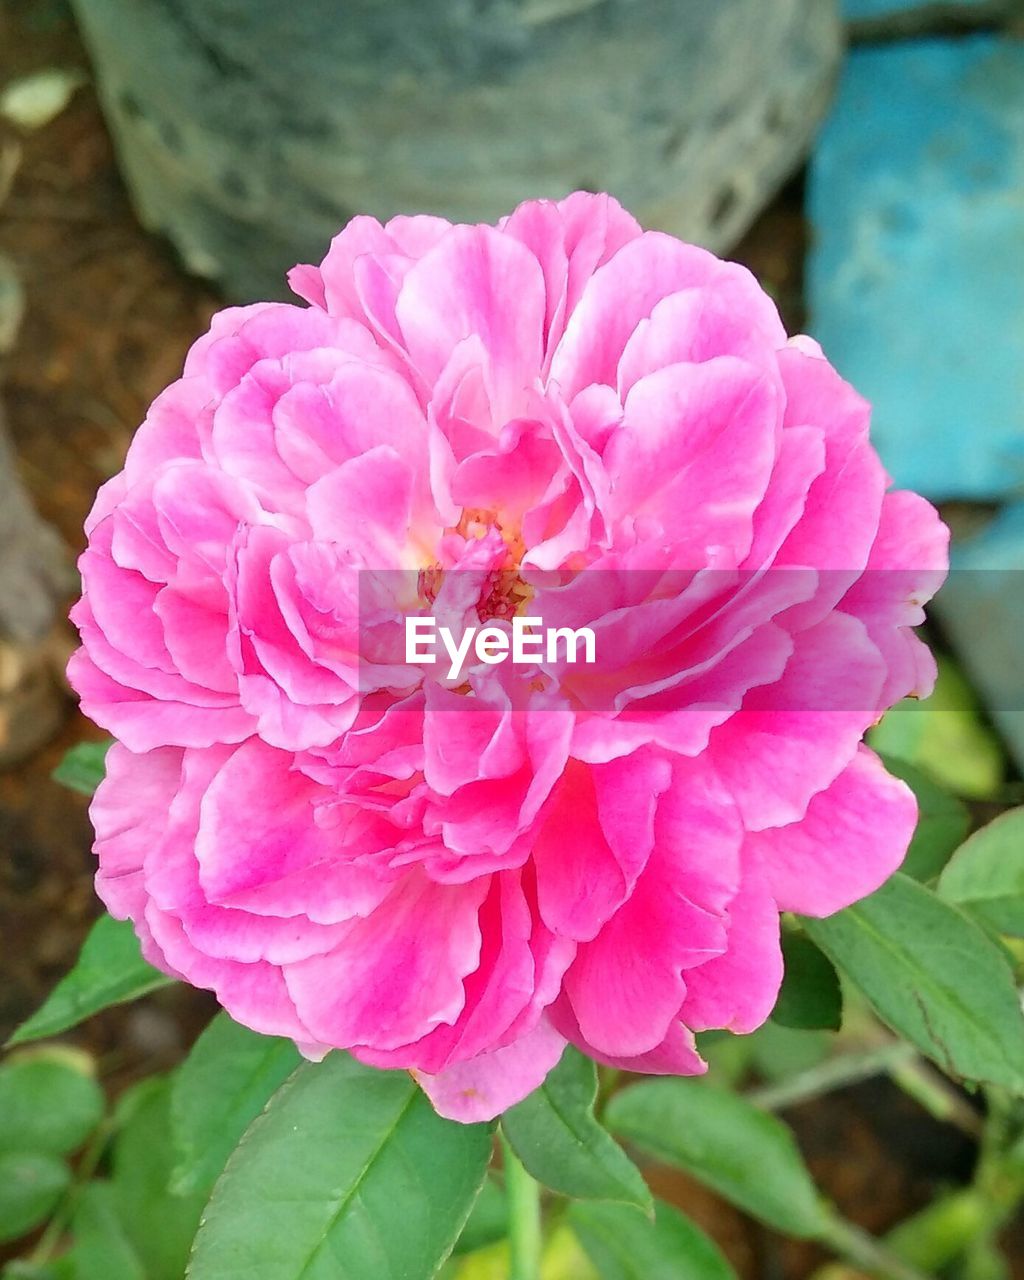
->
8 915 173 1046
51 741 111 797
170 1013 301 1196
501 1047 651 1212
882 1187 990 1274
939 808 1024 937
187 1054 494 1280
696 1032 755 1088
868 656 1003 800
111 1078 208 1280
451 1176 506 1258
66 1182 146 1280
605 1079 827 1238
772 934 842 1031
804 873 1024 1090
569 1199 737 1280
747 1023 830 1083
0 1152 69 1243
881 756 971 882
2 1262 69 1280
0 1049 104 1157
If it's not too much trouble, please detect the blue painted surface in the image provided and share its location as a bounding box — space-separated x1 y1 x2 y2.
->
843 0 987 17
808 37 1024 500
935 506 1024 768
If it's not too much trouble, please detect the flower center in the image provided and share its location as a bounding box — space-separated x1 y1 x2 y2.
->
417 508 534 622
476 569 533 624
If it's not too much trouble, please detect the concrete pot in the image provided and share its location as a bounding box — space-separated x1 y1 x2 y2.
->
73 0 841 300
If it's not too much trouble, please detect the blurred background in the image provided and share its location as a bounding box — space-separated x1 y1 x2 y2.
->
0 0 1022 1275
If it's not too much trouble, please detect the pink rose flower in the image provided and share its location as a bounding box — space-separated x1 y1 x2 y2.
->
70 193 948 1121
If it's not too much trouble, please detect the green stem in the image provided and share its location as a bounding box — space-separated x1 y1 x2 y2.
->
888 1055 983 1139
959 1090 1024 1280
500 1129 543 1280
748 1040 983 1140
807 1193 990 1280
30 1113 115 1265
883 1188 991 1273
820 1213 934 1280
745 1043 915 1112
595 1066 622 1118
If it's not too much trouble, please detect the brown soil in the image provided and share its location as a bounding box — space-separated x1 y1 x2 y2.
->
0 0 217 1077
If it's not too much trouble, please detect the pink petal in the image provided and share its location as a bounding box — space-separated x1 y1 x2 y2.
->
414 1017 568 1122
606 356 780 564
679 870 782 1033
709 612 886 830
305 446 414 563
533 753 670 942
92 743 182 921
550 232 784 397
285 871 488 1051
559 759 737 1057
747 745 917 917
550 999 706 1076
194 738 392 921
395 224 545 420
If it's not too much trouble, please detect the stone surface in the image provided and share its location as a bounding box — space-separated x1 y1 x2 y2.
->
808 36 1024 500
0 252 25 357
934 506 1024 771
0 387 75 766
0 224 74 764
842 0 992 18
0 253 72 648
71 0 841 301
